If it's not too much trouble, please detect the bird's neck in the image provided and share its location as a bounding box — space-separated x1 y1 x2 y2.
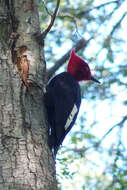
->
67 70 80 82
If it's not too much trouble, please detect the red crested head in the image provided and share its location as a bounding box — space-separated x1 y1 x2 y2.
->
67 48 91 82
67 48 100 83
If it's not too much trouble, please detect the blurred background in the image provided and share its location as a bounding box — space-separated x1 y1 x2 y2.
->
39 0 127 189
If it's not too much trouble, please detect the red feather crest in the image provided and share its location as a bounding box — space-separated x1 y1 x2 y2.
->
67 48 91 81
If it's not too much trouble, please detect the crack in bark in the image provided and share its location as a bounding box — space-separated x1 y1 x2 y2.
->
5 0 19 32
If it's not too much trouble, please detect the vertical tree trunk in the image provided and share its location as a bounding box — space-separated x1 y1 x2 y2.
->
0 1 57 189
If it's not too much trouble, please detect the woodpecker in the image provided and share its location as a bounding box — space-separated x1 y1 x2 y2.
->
44 48 100 156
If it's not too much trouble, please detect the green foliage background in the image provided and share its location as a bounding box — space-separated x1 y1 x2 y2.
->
39 0 127 189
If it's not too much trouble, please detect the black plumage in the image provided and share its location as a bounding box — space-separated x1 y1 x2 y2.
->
44 72 81 155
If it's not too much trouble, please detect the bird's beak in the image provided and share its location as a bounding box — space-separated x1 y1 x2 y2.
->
91 76 100 83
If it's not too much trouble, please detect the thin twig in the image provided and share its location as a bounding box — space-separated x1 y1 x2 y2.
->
42 0 52 16
77 0 120 16
110 12 127 36
47 37 92 80
65 116 127 155
38 0 60 40
100 115 127 142
59 13 82 38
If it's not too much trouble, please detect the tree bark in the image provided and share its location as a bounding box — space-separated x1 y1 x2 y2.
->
0 1 57 190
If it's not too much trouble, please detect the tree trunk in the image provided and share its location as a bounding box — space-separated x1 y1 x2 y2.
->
0 1 57 190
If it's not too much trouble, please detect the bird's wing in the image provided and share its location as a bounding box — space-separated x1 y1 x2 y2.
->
51 74 81 145
45 72 81 154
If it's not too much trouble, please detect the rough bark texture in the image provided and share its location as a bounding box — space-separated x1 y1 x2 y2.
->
0 1 57 190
